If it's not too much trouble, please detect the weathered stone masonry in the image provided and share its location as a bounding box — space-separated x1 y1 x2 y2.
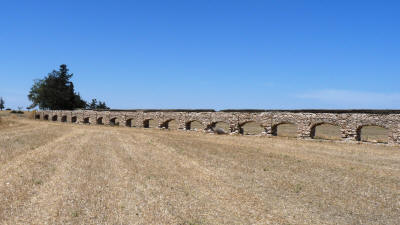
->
35 109 400 146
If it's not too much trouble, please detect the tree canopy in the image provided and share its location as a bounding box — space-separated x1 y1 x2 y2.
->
87 98 110 110
28 64 87 110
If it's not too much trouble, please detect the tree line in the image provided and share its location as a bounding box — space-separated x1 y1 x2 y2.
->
28 64 110 110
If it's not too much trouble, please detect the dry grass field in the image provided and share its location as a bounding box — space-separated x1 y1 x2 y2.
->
0 116 399 224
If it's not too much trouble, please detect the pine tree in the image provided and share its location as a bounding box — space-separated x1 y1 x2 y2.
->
28 65 86 110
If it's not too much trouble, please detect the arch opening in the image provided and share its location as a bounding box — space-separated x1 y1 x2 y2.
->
209 121 230 134
35 114 40 120
71 116 77 123
52 115 58 121
83 117 90 124
162 119 178 130
185 120 203 131
44 115 49 120
272 123 297 138
357 125 389 143
311 123 341 140
239 121 264 135
97 117 104 125
126 118 134 127
61 116 67 122
110 117 119 126
143 119 156 128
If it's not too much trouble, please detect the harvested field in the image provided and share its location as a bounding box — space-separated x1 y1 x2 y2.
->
0 118 399 224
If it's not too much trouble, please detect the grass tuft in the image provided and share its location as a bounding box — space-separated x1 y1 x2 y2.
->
33 179 43 185
72 211 79 217
294 184 303 193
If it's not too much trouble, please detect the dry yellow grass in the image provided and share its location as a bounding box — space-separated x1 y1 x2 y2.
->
0 111 8 119
0 118 399 224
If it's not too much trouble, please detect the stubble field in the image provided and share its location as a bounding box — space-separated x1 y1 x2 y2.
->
0 116 399 224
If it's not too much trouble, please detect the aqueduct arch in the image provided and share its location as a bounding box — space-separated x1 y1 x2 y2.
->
161 119 178 129
143 119 157 128
239 121 265 135
110 117 118 126
356 125 390 143
125 118 134 127
207 121 230 133
271 122 298 137
185 120 203 131
97 117 104 125
83 117 90 124
310 123 342 140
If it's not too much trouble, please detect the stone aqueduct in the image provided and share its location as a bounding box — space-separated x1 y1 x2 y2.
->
35 109 400 145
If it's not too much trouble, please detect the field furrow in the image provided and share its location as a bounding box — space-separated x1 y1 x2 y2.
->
0 119 399 224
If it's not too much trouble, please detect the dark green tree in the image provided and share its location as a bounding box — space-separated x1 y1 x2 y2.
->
28 65 87 110
88 99 98 109
0 97 4 111
97 101 109 109
87 98 110 110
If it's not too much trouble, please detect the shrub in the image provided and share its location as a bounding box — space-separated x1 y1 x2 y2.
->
10 110 24 114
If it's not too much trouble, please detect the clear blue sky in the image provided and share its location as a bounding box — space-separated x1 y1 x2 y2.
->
1 0 399 109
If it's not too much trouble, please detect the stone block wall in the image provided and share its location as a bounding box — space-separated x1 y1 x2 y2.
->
34 110 400 146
